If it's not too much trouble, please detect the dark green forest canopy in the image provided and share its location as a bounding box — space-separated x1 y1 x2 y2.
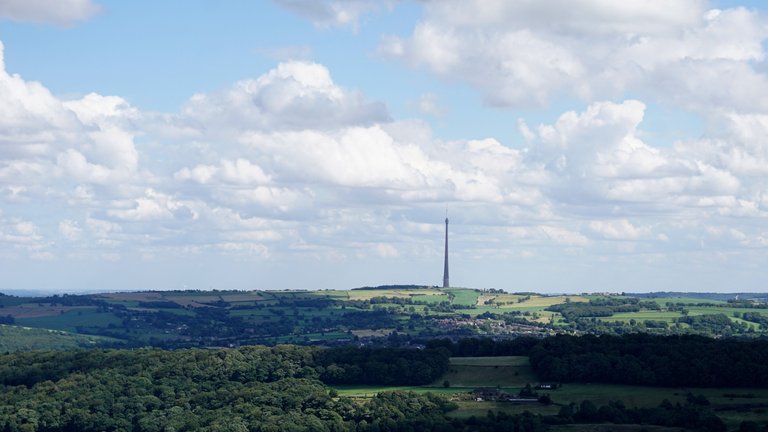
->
0 337 757 432
0 345 562 432
528 333 768 387
0 346 455 432
426 334 768 388
0 346 450 389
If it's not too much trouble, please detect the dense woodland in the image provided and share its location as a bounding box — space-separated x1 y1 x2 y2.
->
3 335 768 431
314 347 449 385
526 334 768 388
0 346 457 431
425 334 768 388
529 334 768 387
0 345 557 432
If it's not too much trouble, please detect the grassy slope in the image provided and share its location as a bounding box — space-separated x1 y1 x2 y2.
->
347 289 448 301
16 308 122 332
0 325 120 352
647 297 726 306
444 288 482 306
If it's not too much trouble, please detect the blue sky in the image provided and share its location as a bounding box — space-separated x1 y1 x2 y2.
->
1 0 768 293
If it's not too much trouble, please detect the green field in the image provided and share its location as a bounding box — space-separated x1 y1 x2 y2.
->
687 305 768 317
333 385 465 397
601 311 683 322
518 295 589 308
454 295 589 320
346 288 448 301
647 296 726 306
0 325 121 352
448 401 558 418
444 288 482 306
436 356 537 388
16 309 123 332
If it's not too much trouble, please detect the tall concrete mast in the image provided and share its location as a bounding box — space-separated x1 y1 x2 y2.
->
442 216 449 288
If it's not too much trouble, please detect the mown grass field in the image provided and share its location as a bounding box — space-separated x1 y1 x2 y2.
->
601 311 683 322
599 305 768 324
488 294 526 304
519 295 589 307
1 303 92 318
436 356 538 388
444 288 482 306
687 305 768 317
646 296 726 306
346 288 448 301
16 309 122 332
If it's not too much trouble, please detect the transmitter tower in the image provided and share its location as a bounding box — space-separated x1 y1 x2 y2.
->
442 217 449 288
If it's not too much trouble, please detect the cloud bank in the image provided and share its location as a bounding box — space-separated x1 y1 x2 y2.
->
0 0 101 25
3 0 768 291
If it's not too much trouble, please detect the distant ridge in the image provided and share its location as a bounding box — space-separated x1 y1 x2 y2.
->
628 291 768 301
351 284 435 291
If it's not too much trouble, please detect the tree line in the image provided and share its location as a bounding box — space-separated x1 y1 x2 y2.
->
0 345 550 432
315 347 449 385
529 333 768 387
425 333 768 388
2 336 761 431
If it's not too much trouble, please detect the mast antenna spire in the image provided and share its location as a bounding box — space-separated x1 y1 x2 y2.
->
442 210 449 288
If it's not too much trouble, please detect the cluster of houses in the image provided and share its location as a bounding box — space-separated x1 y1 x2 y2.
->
433 317 553 336
457 383 560 403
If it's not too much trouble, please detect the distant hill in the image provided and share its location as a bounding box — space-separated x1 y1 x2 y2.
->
628 292 768 302
351 284 436 290
0 287 766 351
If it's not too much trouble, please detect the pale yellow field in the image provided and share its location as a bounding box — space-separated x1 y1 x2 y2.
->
487 294 526 305
515 295 588 308
162 296 223 307
100 292 163 302
476 295 497 306
351 329 394 337
346 289 448 301
218 293 266 302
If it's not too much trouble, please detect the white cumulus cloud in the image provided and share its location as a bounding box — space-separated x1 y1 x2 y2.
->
382 1 768 112
181 61 389 133
272 0 395 30
0 0 101 25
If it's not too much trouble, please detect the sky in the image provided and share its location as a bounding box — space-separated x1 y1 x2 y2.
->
1 0 768 293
